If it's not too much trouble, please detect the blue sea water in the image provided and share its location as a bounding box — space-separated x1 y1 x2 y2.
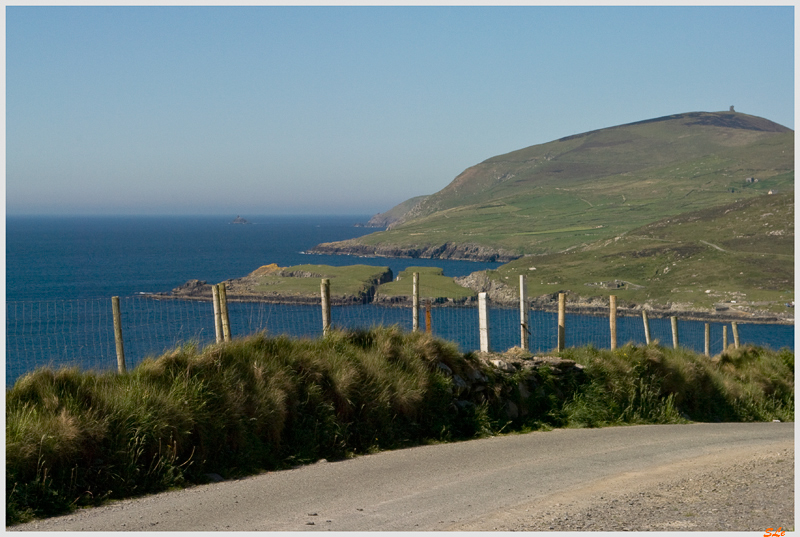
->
5 215 794 385
6 215 499 302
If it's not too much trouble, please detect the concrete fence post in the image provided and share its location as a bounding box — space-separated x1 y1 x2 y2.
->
412 272 420 332
609 295 617 350
642 310 651 345
478 292 490 352
671 316 679 349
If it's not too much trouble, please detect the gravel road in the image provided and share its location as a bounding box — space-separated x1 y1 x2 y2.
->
456 443 794 531
11 422 793 532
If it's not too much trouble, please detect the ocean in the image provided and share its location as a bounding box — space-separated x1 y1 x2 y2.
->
5 215 794 385
6 215 500 302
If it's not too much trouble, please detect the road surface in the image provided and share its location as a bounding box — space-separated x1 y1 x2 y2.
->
11 422 793 531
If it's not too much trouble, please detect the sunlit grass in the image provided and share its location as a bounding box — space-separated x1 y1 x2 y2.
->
6 328 792 525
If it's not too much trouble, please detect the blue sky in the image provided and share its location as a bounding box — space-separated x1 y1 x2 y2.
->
6 5 795 216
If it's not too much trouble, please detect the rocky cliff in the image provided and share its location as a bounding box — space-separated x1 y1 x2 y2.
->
309 240 521 263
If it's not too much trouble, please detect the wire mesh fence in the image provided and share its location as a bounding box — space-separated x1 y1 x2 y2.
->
6 295 795 386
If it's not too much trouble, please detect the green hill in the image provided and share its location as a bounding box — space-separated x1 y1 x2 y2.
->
312 111 793 261
470 192 794 321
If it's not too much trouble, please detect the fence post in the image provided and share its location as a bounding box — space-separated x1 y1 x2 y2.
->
219 282 231 342
321 278 331 337
642 310 651 345
425 300 432 333
732 321 740 349
111 296 126 374
478 292 490 352
671 316 679 349
609 295 617 350
519 275 529 351
723 325 728 350
704 323 710 357
212 284 223 343
412 272 420 332
557 292 566 352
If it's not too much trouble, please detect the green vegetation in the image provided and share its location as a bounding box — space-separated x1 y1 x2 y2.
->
377 267 476 300
7 328 793 524
560 344 794 427
325 111 793 258
366 195 429 227
491 192 794 314
249 264 391 298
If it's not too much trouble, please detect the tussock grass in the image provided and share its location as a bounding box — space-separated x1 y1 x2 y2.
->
6 328 481 524
560 343 794 427
6 329 792 525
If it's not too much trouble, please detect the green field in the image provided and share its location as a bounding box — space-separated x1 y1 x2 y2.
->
492 192 794 314
377 266 476 300
247 264 391 298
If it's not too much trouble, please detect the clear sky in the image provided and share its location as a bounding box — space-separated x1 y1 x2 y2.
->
5 5 795 216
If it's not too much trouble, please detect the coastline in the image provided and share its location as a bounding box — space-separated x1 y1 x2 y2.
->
141 291 794 325
308 240 522 263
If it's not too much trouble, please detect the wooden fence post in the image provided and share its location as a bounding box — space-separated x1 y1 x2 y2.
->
557 292 566 352
704 323 710 357
609 295 617 350
732 321 740 349
671 316 679 349
425 300 432 333
212 284 223 343
111 296 126 374
412 272 420 332
478 292 490 352
642 310 651 345
219 282 231 342
723 325 728 350
321 278 331 337
519 275 529 351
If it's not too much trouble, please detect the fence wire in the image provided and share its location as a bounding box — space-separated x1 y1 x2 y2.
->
6 296 794 386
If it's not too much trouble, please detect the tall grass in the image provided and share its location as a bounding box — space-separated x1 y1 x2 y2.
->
6 329 793 525
7 328 486 523
560 343 794 427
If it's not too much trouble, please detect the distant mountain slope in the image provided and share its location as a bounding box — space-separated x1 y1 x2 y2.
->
314 111 793 261
359 195 428 228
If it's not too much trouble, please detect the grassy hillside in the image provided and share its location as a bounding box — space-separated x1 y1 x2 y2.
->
489 192 794 316
325 111 793 258
363 195 429 228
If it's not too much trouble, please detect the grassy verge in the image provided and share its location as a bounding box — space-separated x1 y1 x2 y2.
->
6 328 793 524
